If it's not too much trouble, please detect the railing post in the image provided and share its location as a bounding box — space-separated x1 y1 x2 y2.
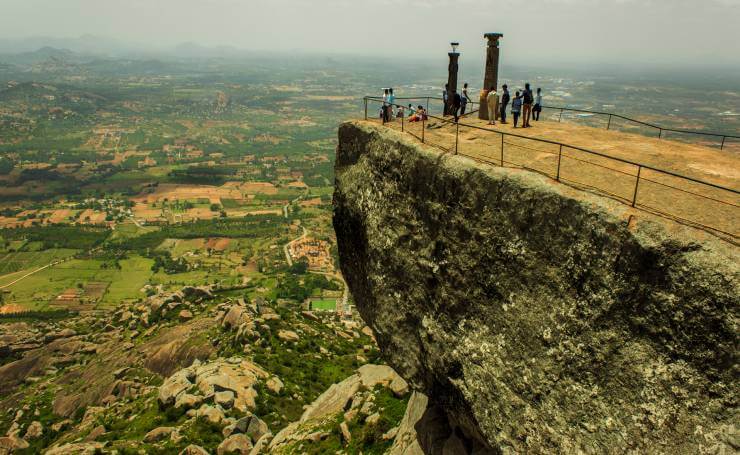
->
658 128 662 139
558 108 563 123
721 136 726 150
556 144 563 181
455 122 459 155
364 97 368 121
422 117 425 143
632 165 642 207
607 114 612 131
401 109 404 132
500 133 504 166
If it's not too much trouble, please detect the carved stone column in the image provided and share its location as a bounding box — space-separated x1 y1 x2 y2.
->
479 33 503 121
446 51 460 116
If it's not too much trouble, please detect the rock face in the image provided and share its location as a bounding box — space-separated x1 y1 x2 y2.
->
333 121 739 453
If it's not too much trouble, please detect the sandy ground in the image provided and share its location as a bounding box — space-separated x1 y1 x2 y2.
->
368 116 739 238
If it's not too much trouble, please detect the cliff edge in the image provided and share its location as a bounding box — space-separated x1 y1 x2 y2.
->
333 121 738 453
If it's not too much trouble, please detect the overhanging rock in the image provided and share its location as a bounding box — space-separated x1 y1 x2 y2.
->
333 121 739 453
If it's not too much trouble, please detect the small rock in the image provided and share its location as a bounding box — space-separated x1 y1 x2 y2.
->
249 433 272 455
265 376 283 395
0 436 29 451
175 393 203 411
144 426 175 443
390 375 409 398
51 419 72 433
197 405 225 425
365 412 380 426
382 426 399 441
245 415 270 442
339 421 351 443
23 421 43 440
180 445 210 455
301 311 319 321
85 425 106 441
215 391 236 409
217 433 253 454
277 330 299 342
179 310 194 321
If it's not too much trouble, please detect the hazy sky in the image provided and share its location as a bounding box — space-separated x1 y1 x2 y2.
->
1 0 739 67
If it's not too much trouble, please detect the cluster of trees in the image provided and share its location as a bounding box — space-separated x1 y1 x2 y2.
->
2 225 111 250
276 258 341 301
150 252 189 274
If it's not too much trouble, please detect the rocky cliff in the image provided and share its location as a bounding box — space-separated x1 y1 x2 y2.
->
333 121 739 453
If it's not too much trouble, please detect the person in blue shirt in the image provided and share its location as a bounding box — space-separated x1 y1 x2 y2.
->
511 91 523 128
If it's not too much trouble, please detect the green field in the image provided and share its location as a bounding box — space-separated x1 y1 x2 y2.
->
0 255 154 310
0 249 79 278
310 299 337 311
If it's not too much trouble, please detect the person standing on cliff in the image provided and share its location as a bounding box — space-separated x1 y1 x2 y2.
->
500 84 510 124
443 84 449 116
533 88 543 121
451 91 462 122
486 87 499 126
461 83 472 117
388 88 396 121
522 83 534 127
512 91 523 128
382 88 390 122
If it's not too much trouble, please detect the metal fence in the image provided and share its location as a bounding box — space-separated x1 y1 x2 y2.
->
542 105 740 151
362 96 740 242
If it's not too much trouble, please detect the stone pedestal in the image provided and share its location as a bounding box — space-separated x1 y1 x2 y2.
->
479 33 503 121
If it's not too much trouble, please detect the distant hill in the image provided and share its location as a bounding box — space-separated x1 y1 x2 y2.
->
0 46 88 66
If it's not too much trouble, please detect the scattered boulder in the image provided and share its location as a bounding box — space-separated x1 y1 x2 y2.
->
158 369 194 407
277 330 299 342
197 404 225 425
215 391 235 409
144 426 176 443
175 393 204 411
0 436 29 452
85 424 106 442
217 433 253 454
339 421 351 443
23 421 43 440
180 444 210 455
179 310 194 321
45 442 104 455
265 376 283 395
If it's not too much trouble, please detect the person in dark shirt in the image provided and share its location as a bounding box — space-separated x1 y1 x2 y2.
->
500 84 510 124
451 92 462 123
522 83 534 127
443 84 449 116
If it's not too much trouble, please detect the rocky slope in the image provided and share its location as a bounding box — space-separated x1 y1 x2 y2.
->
333 121 739 453
0 281 422 454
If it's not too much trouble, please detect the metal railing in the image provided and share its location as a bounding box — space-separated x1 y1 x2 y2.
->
543 105 740 150
362 96 740 242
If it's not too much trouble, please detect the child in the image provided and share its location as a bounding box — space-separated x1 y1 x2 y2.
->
512 91 523 128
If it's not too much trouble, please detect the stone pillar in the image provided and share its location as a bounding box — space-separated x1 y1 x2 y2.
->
479 33 503 121
446 51 459 116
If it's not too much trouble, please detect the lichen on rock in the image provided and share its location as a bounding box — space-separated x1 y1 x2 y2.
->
333 121 739 453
